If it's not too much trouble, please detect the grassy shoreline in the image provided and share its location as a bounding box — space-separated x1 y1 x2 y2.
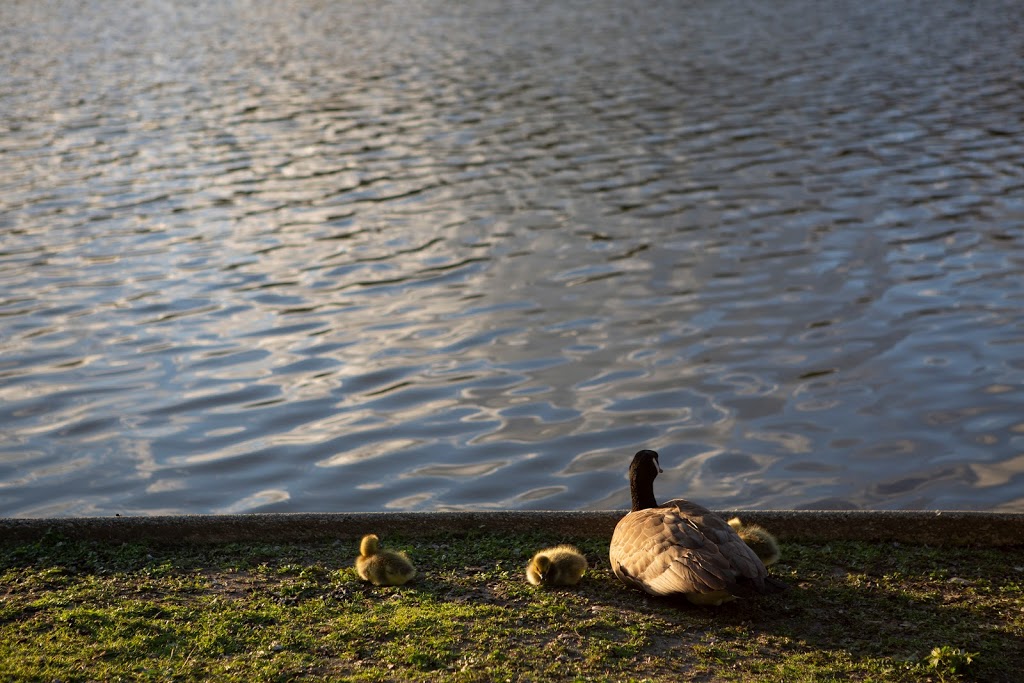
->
2 530 1022 682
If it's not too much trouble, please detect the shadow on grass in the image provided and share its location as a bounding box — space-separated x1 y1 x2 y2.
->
542 541 1024 682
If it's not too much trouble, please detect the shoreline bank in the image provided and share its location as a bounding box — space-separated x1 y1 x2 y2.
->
3 509 1022 546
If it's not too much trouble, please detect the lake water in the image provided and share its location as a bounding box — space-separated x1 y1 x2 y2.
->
2 0 1023 517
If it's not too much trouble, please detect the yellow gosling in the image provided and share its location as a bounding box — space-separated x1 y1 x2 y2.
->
526 545 588 586
355 534 416 586
728 517 782 566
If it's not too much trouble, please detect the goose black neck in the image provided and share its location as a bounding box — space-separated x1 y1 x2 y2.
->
630 471 659 511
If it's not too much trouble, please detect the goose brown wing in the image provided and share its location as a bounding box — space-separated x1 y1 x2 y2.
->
609 500 767 597
668 499 768 585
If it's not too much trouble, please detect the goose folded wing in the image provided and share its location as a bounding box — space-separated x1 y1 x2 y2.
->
640 543 736 595
664 501 768 584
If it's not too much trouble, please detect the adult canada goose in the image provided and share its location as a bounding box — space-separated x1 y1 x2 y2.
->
609 449 781 605
355 534 416 586
526 545 588 586
728 517 782 566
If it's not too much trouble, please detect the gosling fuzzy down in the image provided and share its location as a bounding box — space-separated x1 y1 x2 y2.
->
526 545 588 586
356 534 416 586
728 517 782 566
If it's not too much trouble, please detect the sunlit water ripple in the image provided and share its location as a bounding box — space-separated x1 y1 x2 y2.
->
1 0 1023 517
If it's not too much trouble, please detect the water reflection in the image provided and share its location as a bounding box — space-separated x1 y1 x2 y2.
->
1 0 1023 516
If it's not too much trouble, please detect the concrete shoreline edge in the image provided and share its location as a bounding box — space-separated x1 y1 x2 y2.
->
1 510 1022 547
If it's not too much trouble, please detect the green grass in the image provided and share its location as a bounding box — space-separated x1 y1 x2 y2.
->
1 531 1021 682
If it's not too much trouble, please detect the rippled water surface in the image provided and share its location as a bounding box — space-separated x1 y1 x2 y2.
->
2 0 1023 517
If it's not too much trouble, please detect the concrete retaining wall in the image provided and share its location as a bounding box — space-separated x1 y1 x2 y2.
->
2 510 1023 547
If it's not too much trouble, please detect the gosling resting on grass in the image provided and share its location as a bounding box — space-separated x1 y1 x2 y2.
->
356 534 416 586
728 517 782 566
526 545 588 586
